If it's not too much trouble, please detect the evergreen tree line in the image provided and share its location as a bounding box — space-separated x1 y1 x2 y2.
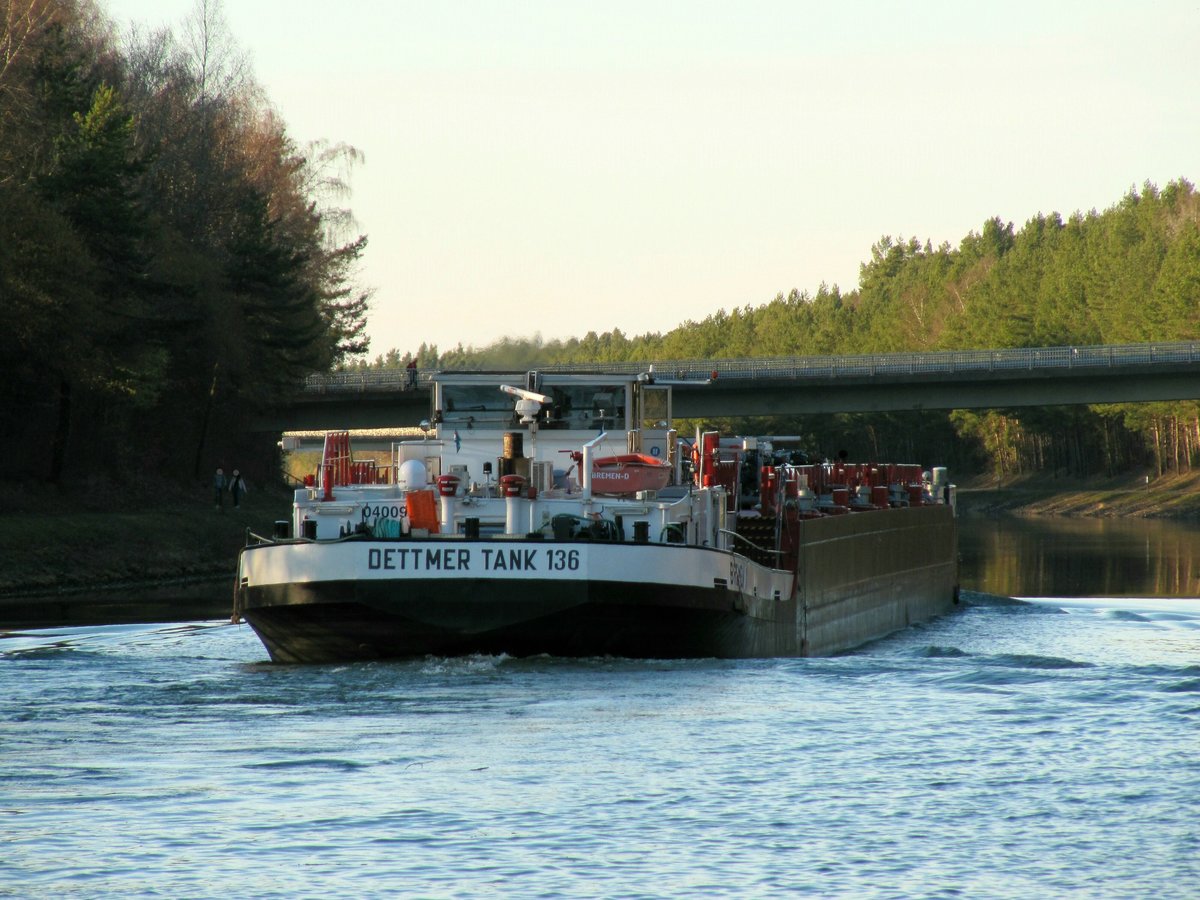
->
6 3 1196 485
1 0 369 485
362 181 1200 478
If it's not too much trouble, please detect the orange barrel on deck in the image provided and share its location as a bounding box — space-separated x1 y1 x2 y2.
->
701 431 720 487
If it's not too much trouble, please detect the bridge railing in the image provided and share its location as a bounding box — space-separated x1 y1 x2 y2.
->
302 370 431 393
303 341 1200 392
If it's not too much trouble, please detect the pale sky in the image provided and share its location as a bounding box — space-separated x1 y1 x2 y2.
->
102 1 1200 356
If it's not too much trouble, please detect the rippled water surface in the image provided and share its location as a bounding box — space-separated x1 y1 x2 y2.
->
3 592 1198 898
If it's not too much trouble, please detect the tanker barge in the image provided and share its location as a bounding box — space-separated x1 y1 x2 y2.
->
234 369 959 662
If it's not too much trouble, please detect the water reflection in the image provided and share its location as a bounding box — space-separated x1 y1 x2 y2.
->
958 513 1200 598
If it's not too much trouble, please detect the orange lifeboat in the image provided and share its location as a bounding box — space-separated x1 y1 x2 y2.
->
590 453 672 495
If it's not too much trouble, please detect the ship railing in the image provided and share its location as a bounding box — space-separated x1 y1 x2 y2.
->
719 528 783 558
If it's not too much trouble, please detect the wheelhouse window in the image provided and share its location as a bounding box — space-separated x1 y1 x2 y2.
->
438 384 517 429
541 384 627 430
437 380 629 431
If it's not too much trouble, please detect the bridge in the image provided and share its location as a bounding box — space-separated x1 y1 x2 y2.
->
260 341 1200 431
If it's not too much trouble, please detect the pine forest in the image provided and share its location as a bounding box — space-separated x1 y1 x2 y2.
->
4 1 1200 489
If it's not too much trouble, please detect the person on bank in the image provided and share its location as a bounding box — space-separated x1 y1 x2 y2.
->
230 469 248 508
213 467 227 510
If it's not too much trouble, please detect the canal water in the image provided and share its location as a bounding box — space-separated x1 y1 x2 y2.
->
2 517 1198 898
959 512 1200 599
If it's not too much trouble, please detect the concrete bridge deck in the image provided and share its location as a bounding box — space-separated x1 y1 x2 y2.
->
260 341 1200 430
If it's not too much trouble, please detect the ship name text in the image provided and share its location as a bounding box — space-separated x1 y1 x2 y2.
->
366 547 580 573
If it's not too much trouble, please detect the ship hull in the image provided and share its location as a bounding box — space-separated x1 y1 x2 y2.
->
238 505 958 663
242 579 795 662
793 504 959 655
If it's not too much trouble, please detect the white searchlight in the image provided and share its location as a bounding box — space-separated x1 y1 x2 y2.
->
500 384 552 424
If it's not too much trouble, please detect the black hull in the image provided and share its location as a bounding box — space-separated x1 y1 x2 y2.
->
243 579 794 663
238 505 959 663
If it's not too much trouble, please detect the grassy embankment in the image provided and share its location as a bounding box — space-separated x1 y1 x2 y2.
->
0 478 292 616
956 470 1200 519
4 468 1199 601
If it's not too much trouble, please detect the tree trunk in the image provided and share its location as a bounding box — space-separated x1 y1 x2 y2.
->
1152 418 1164 477
49 378 71 484
193 362 219 479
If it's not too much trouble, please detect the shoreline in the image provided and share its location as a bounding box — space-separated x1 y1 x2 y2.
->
0 574 234 629
3 472 1199 629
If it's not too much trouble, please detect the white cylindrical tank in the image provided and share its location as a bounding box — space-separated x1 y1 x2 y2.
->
931 467 948 503
797 484 816 512
437 474 460 532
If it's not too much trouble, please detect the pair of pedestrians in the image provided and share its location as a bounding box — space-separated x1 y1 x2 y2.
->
213 468 247 510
